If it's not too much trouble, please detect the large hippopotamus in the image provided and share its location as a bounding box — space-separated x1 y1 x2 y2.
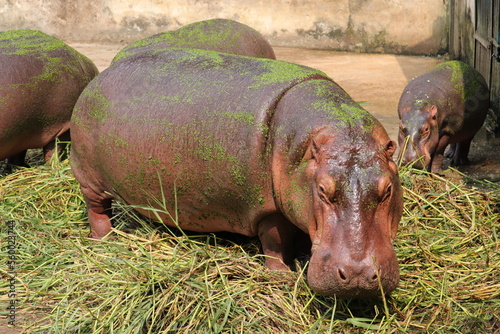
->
111 18 275 64
397 60 489 173
71 48 403 298
0 29 99 167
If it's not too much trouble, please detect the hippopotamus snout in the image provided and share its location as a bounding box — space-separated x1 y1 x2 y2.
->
400 141 427 170
304 164 402 298
308 243 399 298
398 112 433 170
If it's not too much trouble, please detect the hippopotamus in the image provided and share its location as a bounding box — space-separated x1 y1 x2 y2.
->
0 29 99 168
397 60 489 173
111 18 275 64
70 48 403 298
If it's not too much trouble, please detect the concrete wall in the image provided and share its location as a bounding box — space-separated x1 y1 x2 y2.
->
0 0 448 55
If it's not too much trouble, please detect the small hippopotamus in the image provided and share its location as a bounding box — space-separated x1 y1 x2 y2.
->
397 60 489 172
71 48 403 298
0 29 99 168
111 18 275 64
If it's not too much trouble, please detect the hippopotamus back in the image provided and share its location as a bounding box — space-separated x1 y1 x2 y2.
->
71 48 402 298
0 29 99 166
112 18 275 64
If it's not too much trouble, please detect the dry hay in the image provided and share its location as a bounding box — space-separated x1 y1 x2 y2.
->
0 158 498 333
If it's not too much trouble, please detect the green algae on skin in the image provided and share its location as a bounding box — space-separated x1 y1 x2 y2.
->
248 59 327 89
0 30 94 84
82 86 112 124
220 111 256 126
113 18 267 63
312 97 375 133
434 60 483 101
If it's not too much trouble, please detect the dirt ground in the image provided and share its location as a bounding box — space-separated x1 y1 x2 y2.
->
68 43 500 184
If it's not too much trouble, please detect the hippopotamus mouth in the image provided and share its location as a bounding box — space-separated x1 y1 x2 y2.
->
307 246 400 298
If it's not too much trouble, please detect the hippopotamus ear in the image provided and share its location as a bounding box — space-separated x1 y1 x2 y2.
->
384 140 397 158
306 132 332 162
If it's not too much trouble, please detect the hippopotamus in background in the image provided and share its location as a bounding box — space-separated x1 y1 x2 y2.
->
71 48 403 298
397 60 489 173
0 29 99 168
111 18 276 64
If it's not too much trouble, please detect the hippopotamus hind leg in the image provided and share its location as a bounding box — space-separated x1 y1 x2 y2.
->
81 186 114 239
450 138 472 166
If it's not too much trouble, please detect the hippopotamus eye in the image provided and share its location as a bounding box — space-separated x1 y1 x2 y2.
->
399 124 407 134
318 183 336 204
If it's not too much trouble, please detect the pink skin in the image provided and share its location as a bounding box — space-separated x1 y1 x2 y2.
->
271 126 402 298
305 139 400 298
0 32 98 168
399 105 444 172
71 53 403 298
397 61 489 173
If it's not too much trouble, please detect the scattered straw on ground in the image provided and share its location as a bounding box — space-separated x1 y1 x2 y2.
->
0 159 499 333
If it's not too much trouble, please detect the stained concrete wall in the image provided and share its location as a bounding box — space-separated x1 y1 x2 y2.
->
0 0 448 55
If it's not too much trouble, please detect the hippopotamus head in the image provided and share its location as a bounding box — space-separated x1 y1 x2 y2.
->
271 82 403 298
398 101 439 170
306 132 401 298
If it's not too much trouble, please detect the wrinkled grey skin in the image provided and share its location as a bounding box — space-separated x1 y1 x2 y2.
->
398 61 489 173
71 48 403 299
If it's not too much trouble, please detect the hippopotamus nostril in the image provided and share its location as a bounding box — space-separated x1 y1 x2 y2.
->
337 267 347 281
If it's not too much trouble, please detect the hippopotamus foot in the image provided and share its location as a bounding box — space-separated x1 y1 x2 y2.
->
448 139 472 166
6 150 28 168
444 143 456 160
258 213 300 271
43 130 71 162
80 186 114 239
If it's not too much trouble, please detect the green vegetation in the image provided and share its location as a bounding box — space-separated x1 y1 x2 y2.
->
0 154 498 333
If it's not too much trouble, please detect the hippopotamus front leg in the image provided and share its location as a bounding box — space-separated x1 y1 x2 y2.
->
430 134 450 173
258 213 300 270
6 151 28 167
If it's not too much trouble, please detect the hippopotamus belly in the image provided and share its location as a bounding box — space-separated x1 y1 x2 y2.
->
71 48 403 298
